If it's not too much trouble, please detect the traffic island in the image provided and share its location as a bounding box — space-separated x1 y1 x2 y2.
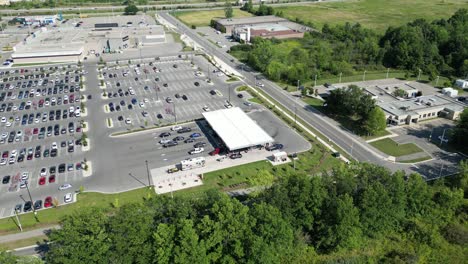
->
82 161 93 177
107 118 113 128
81 139 90 152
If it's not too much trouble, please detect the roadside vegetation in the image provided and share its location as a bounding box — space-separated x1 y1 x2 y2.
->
2 161 466 263
451 108 468 154
230 9 467 87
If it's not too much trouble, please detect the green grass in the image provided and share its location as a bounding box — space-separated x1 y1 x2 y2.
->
276 0 468 32
174 9 254 27
248 97 262 104
0 235 48 250
370 138 424 157
226 76 240 82
362 130 391 140
173 149 340 199
0 188 154 235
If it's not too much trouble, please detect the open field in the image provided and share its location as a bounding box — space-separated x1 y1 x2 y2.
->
174 9 253 27
370 138 424 157
276 0 468 32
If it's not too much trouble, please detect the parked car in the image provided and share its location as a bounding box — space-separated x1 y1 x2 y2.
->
229 153 243 159
266 143 284 151
189 147 204 155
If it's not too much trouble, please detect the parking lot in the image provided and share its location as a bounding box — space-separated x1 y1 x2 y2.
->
0 65 87 218
100 55 248 131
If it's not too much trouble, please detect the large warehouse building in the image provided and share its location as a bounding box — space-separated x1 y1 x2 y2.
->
214 15 305 42
202 107 274 151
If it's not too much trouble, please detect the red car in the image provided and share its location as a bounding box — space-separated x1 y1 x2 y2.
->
27 154 33 160
76 127 82 133
209 148 221 156
33 128 39 134
2 151 8 158
44 196 52 208
38 177 46 185
48 175 55 183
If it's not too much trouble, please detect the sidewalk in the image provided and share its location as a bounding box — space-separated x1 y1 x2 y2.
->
150 149 274 194
0 225 59 244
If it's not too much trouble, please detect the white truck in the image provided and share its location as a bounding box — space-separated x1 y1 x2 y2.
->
180 157 206 171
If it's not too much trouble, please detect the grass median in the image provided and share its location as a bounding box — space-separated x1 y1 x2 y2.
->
174 9 253 27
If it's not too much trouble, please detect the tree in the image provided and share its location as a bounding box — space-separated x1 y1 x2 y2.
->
451 108 468 152
224 1 233 19
124 4 139 15
364 107 387 135
392 88 407 98
45 208 111 263
241 0 253 13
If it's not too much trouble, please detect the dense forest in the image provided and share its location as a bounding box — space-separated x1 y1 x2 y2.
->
230 8 468 85
2 162 466 263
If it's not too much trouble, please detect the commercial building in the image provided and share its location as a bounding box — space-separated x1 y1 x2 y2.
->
322 80 465 126
202 107 274 151
214 15 288 34
232 23 304 43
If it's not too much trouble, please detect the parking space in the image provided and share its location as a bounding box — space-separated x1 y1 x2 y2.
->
0 65 88 218
100 55 249 131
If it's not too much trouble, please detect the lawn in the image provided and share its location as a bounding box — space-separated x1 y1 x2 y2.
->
0 235 48 250
0 188 154 235
276 0 468 32
370 138 424 157
174 9 253 27
362 130 391 141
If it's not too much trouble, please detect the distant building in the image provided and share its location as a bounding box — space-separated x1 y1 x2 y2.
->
214 15 288 34
442 87 459 98
232 23 304 42
455 79 468 89
0 0 10 6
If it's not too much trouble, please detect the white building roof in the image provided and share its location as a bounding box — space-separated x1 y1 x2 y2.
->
203 107 273 151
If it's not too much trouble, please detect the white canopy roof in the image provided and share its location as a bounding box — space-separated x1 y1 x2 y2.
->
203 107 273 151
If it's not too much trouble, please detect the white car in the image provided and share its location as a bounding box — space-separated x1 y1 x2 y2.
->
5 122 11 127
171 125 182 131
21 172 29 180
143 98 149 103
256 82 264 87
40 167 47 176
159 138 171 144
129 89 135 95
51 142 58 150
125 118 132 125
1 132 7 139
139 102 145 108
20 181 27 189
190 147 204 155
0 158 6 166
64 193 73 203
59 183 72 190
0 117 6 123
203 106 210 112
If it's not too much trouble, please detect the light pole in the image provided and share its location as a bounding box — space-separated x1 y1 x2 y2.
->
297 80 300 92
417 69 422 81
24 181 39 222
435 76 440 87
145 160 152 188
173 103 177 124
363 70 367 81
228 83 231 102
14 209 23 232
339 72 342 83
314 74 317 87
386 68 390 79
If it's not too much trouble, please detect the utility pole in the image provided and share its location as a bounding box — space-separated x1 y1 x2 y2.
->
417 69 422 81
386 68 390 79
297 80 300 91
363 70 367 81
145 160 152 188
314 74 317 87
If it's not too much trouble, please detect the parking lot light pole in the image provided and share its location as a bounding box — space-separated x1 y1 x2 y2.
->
173 103 177 124
24 181 39 222
145 160 152 188
228 83 231 102
14 209 23 232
